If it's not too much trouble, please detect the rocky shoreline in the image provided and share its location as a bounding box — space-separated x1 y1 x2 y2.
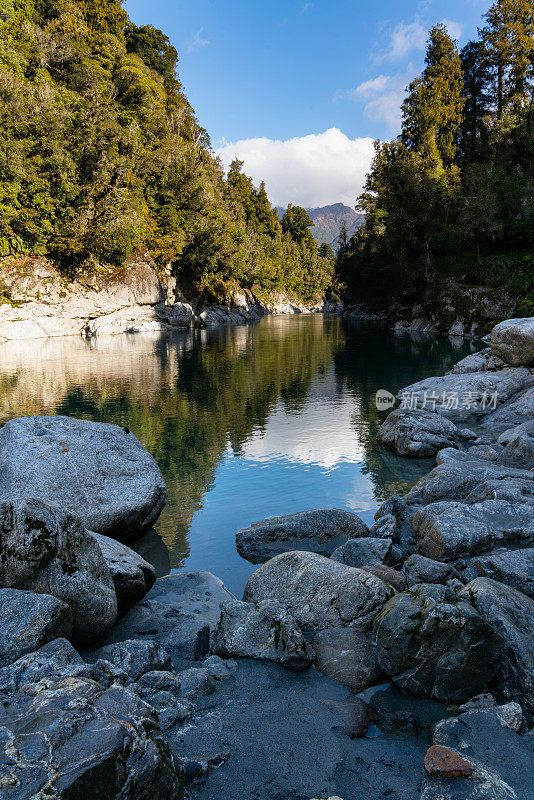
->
0 257 341 342
0 317 533 799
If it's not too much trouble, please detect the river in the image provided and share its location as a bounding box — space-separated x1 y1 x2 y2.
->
0 315 479 595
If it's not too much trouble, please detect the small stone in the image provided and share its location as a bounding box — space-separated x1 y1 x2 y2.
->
362 564 406 591
98 639 171 683
177 667 216 700
378 710 418 737
331 696 378 738
202 654 238 680
423 745 475 778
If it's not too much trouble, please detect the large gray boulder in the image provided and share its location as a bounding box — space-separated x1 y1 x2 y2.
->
106 572 235 667
397 370 532 423
97 639 172 682
0 588 73 667
243 551 394 631
403 554 458 587
0 675 182 799
0 638 84 697
491 317 534 366
374 585 503 702
482 385 534 432
412 499 534 561
236 509 369 564
0 498 117 645
92 532 156 616
448 348 507 374
468 547 534 599
497 420 534 469
311 627 383 691
459 578 534 713
0 415 168 542
330 537 392 568
213 599 314 670
377 409 471 457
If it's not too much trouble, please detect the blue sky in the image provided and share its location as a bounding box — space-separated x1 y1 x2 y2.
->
125 0 492 206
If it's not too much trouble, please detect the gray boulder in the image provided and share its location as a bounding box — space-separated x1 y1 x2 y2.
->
377 409 470 457
92 531 156 616
0 588 73 667
404 554 458 587
397 370 532 423
236 509 369 564
330 537 392 567
0 676 181 799
459 578 534 713
243 551 394 632
491 317 534 366
0 415 168 542
98 639 172 682
213 598 314 670
106 571 235 667
482 385 534 432
427 708 534 800
0 638 83 697
311 627 383 690
468 547 534 598
176 667 216 700
0 498 117 645
448 348 507 374
497 420 534 469
412 498 534 561
374 585 503 702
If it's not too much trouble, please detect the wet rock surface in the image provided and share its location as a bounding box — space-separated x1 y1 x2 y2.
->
0 588 72 667
236 508 369 563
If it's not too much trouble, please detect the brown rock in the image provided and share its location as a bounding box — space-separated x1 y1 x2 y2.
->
312 628 383 691
423 745 475 778
362 565 406 592
328 697 378 738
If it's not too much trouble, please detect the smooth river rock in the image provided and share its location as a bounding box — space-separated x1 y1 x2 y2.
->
243 551 394 632
0 415 168 542
0 588 73 667
0 498 117 646
236 509 369 564
330 537 392 568
374 584 503 702
311 627 383 690
92 531 156 616
459 578 534 713
412 498 534 561
496 420 534 469
491 317 534 366
213 598 314 670
377 409 471 457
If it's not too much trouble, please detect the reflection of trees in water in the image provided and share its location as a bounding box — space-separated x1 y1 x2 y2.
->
332 322 480 501
0 318 344 564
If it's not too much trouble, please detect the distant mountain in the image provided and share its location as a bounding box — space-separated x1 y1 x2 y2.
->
276 203 364 249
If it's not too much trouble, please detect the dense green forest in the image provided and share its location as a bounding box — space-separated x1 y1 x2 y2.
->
0 0 334 302
338 0 534 318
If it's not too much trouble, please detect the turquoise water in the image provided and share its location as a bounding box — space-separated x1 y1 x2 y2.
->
0 315 479 595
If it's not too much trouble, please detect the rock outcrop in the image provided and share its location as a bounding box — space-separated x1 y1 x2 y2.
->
0 588 72 667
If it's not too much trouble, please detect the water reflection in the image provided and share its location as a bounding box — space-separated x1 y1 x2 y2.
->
0 316 479 595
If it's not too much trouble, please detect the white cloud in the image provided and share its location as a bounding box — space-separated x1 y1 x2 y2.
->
351 73 411 132
186 28 209 53
376 20 426 61
441 18 462 40
215 127 375 208
353 75 391 97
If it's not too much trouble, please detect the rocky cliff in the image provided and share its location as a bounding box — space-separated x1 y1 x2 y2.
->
0 258 340 342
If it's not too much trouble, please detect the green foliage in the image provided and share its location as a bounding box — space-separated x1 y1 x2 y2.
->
281 204 314 243
340 7 534 311
0 0 332 302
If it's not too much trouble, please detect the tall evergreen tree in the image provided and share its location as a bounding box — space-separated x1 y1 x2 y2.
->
480 0 534 118
401 24 465 167
459 40 492 162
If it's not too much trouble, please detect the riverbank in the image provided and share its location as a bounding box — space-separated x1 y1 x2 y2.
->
0 256 341 342
0 317 532 799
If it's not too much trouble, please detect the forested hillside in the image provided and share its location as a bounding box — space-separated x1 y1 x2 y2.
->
338 0 534 319
0 0 334 302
